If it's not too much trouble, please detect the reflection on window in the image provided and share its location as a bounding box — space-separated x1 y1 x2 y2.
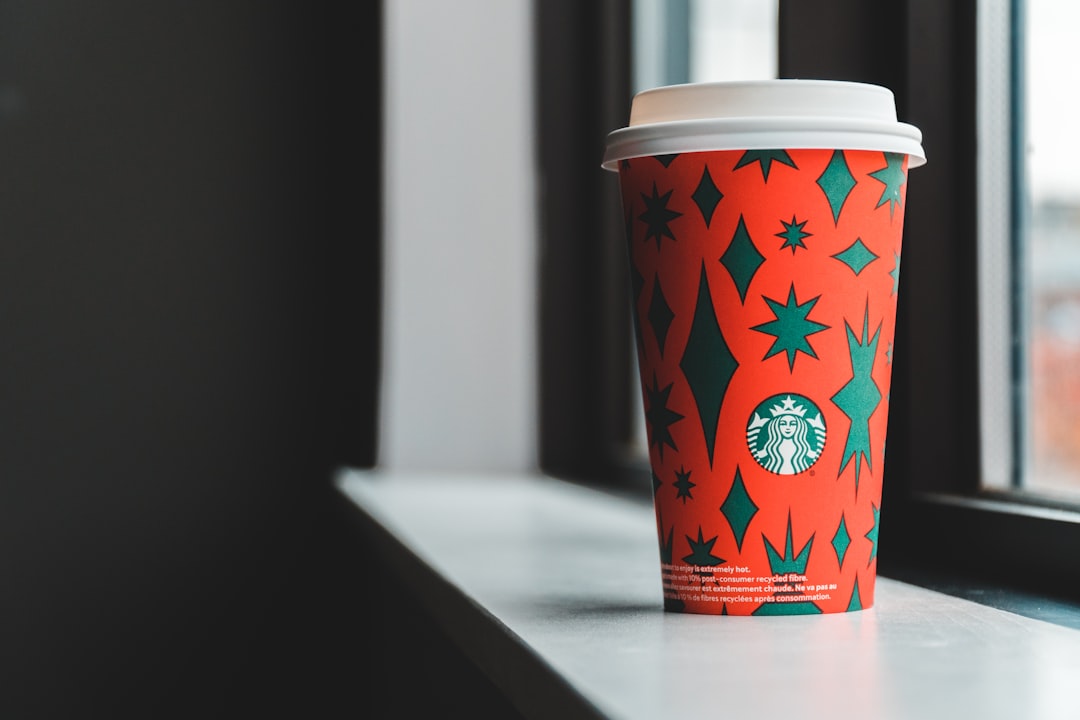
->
1023 0 1080 498
628 1 779 454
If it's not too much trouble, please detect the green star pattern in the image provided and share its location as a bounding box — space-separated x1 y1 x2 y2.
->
720 467 758 552
753 514 821 615
865 503 880 566
644 372 684 462
776 215 812 254
762 513 813 575
638 181 683 250
673 465 695 503
831 305 883 494
751 284 830 371
847 578 863 612
682 527 725 567
870 152 906 219
734 149 797 182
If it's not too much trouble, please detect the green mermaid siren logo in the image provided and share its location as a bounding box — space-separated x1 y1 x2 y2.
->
746 394 826 475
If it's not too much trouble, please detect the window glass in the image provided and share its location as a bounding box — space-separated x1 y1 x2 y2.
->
1019 0 1080 499
977 0 1014 490
632 0 777 92
629 0 779 454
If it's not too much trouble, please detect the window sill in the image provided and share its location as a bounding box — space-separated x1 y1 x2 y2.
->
335 468 1080 720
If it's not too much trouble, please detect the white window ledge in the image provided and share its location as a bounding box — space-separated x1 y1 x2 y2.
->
336 469 1080 720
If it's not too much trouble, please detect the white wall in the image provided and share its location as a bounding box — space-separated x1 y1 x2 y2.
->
380 0 538 472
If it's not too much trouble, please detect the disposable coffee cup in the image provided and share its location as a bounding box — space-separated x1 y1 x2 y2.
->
603 79 925 615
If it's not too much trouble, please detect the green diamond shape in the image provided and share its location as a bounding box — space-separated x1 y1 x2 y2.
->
832 238 879 275
647 274 675 356
832 514 851 568
692 166 723 228
680 263 739 467
720 468 758 552
720 214 764 303
817 150 856 224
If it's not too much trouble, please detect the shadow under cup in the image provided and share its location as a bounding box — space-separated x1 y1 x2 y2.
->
617 145 912 615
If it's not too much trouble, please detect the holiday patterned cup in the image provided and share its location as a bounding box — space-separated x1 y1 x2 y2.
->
603 81 925 615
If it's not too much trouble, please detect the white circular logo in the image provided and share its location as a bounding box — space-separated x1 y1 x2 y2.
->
746 394 826 475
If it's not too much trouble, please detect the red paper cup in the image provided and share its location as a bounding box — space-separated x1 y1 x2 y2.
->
603 80 926 615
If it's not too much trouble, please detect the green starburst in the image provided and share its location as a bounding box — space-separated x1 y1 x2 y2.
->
682 527 725 567
734 149 797 182
753 513 821 615
762 512 814 575
644 371 684 462
638 181 683 250
673 465 695 503
870 152 906 219
847 577 863 612
751 284 830 371
776 215 812 254
831 304 883 494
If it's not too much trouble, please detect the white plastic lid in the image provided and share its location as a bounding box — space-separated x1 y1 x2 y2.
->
602 79 925 171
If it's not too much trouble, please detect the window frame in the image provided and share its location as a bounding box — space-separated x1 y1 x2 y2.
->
536 0 1080 603
536 0 641 488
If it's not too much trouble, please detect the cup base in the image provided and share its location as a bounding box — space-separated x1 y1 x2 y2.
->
663 597 873 616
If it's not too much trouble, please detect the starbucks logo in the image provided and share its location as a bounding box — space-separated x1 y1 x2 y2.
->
746 394 826 475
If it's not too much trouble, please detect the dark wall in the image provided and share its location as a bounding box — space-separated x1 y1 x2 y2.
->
0 2 380 716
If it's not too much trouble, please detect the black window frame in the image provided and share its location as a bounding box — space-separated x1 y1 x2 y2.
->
536 0 1080 605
